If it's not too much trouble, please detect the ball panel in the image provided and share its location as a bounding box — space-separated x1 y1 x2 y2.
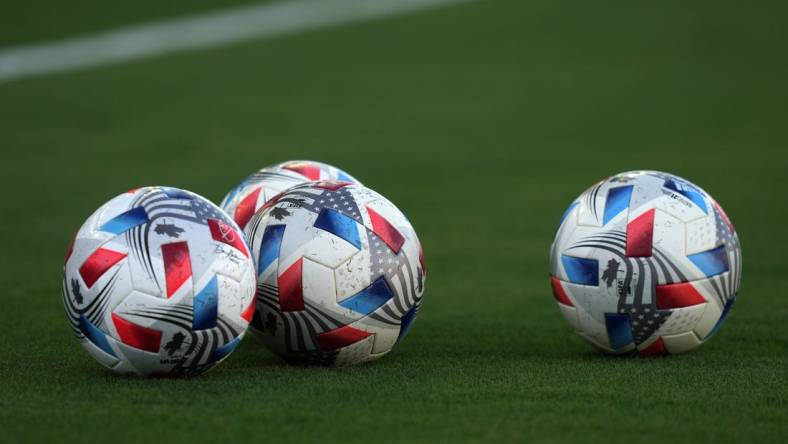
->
214 273 250 331
361 317 400 354
556 303 580 332
654 303 707 336
648 209 685 262
571 287 620 350
662 331 703 353
334 241 373 302
333 334 375 366
79 335 122 369
685 212 719 255
574 180 606 227
302 257 338 308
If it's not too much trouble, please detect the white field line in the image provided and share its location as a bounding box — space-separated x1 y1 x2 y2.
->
0 0 471 84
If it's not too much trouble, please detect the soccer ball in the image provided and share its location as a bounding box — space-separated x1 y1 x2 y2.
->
220 160 361 231
549 171 741 355
62 187 256 376
244 181 426 365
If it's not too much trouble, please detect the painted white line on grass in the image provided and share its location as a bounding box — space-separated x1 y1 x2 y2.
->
0 0 471 84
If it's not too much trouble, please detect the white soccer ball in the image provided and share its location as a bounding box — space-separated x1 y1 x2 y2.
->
220 160 361 231
549 171 741 355
244 181 426 365
62 187 256 376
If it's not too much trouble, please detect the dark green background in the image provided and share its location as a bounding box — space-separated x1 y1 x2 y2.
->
1 0 786 442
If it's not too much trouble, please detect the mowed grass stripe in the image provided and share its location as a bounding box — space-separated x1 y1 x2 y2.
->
0 0 472 84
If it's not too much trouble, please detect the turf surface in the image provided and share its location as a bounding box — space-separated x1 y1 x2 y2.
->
1 0 787 442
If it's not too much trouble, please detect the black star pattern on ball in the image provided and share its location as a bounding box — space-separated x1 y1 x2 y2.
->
620 305 670 344
288 187 363 222
191 198 230 225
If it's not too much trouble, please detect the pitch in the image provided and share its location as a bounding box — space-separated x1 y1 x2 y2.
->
1 0 786 443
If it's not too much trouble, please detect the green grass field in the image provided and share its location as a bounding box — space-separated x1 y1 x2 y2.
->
1 0 787 442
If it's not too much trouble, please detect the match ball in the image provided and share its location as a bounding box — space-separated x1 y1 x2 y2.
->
221 160 361 231
62 187 256 376
244 181 426 365
549 171 741 355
